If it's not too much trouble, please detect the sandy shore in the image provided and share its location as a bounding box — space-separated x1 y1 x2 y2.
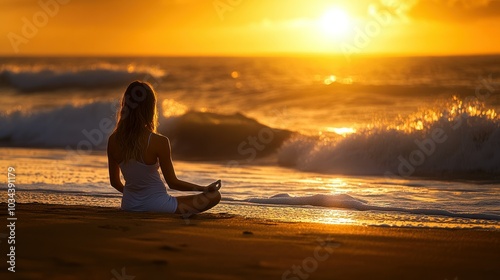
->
0 203 499 280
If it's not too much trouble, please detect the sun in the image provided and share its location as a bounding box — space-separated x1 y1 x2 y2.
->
318 7 352 38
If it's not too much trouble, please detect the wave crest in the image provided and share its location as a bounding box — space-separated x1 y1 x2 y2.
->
0 64 166 92
160 111 292 160
278 97 500 177
0 101 292 160
244 193 500 221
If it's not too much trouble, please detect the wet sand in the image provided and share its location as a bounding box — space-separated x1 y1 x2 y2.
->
1 203 499 280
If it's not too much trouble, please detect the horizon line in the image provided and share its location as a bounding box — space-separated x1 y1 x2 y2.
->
1 52 499 58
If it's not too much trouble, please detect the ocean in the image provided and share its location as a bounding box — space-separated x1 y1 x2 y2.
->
1 55 500 229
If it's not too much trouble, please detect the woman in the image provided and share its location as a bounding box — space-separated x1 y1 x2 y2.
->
107 81 221 216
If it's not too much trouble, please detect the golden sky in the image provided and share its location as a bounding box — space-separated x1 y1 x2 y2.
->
1 0 500 56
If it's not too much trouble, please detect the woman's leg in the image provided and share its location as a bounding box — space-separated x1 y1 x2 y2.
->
175 190 221 216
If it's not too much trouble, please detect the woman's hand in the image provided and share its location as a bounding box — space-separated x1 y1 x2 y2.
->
205 180 222 192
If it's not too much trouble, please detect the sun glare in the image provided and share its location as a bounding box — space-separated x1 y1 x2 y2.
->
318 7 352 38
162 99 188 118
326 127 357 136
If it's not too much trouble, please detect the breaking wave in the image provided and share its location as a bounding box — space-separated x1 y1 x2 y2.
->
278 97 500 177
0 63 166 92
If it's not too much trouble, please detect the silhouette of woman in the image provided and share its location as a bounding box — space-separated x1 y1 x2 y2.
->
107 81 221 216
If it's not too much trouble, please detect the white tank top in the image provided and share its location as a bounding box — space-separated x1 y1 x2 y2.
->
119 133 178 213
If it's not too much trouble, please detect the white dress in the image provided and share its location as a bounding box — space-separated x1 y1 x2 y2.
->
119 133 178 213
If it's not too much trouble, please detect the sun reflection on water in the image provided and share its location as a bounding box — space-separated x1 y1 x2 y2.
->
325 127 357 136
388 96 499 133
161 98 188 118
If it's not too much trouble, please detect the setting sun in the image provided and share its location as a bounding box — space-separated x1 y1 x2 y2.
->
318 7 352 38
1 0 499 55
1 0 500 279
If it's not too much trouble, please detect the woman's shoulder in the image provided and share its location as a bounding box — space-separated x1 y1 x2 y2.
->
150 132 171 145
149 133 172 155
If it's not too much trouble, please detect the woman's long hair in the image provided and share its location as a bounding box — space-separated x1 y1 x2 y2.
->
114 81 158 163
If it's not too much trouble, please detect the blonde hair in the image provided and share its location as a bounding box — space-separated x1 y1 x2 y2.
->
114 81 158 163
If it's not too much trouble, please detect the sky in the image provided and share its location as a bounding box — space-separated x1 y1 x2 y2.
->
1 0 500 56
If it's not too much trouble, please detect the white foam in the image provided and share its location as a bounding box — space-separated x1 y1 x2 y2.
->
0 101 116 148
0 64 166 91
244 193 500 221
278 98 500 176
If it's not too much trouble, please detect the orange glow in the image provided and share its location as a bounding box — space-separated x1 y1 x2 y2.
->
0 0 499 56
326 127 357 136
161 99 187 118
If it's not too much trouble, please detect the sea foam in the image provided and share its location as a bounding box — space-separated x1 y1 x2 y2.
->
0 64 166 92
244 193 500 221
278 97 500 177
1 97 499 177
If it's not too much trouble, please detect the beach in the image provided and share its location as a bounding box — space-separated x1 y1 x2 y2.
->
2 0 500 278
1 56 500 279
1 203 499 280
1 55 500 279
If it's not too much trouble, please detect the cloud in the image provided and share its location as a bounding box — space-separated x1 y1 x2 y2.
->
407 0 500 21
438 0 492 8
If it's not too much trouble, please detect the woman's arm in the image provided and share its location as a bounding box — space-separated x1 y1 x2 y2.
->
157 136 210 192
107 136 124 193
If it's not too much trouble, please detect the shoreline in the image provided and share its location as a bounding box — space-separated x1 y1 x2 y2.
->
1 203 499 279
3 146 500 182
7 189 500 230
